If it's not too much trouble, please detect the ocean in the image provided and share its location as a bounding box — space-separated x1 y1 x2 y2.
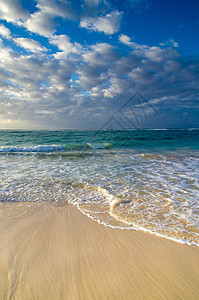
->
0 129 199 246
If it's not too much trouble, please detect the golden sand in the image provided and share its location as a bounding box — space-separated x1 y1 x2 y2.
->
0 201 199 299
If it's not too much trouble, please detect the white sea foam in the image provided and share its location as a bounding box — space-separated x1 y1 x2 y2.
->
0 145 64 152
76 203 199 247
0 145 199 246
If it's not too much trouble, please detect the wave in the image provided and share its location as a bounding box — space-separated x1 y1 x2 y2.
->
0 145 65 153
0 143 111 153
70 184 199 247
0 169 198 246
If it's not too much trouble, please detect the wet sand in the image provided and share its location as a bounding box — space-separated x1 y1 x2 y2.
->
0 201 199 299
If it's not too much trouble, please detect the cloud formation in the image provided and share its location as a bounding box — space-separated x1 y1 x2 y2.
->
1 29 199 128
0 0 29 23
49 35 82 59
160 39 179 48
0 24 11 39
0 0 199 129
13 38 47 53
80 10 122 34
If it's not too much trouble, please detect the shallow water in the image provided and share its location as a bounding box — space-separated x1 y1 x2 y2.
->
0 129 199 245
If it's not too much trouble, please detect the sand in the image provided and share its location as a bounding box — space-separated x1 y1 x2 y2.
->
0 201 199 299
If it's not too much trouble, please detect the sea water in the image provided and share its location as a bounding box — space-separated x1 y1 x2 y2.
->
0 129 199 246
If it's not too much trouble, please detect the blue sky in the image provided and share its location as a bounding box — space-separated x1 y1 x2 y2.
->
0 0 199 129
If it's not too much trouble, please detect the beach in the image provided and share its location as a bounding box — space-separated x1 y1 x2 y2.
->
1 129 199 299
0 201 199 299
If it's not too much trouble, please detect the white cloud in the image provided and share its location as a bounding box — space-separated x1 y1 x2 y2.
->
82 43 117 65
35 0 77 20
103 77 127 98
20 0 77 37
119 34 133 46
23 11 56 37
160 39 179 48
0 0 29 23
0 24 11 39
119 34 148 51
76 43 120 93
80 10 122 34
143 46 166 62
49 34 82 59
0 41 77 127
119 34 174 62
13 38 47 53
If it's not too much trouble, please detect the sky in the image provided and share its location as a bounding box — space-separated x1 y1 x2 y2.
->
0 0 199 129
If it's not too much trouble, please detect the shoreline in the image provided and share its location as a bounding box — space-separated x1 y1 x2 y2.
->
0 201 199 299
77 204 199 248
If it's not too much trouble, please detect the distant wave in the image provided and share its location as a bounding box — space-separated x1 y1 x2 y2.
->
0 145 65 153
0 143 111 153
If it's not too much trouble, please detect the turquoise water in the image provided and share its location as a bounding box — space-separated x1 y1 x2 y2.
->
0 129 199 245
